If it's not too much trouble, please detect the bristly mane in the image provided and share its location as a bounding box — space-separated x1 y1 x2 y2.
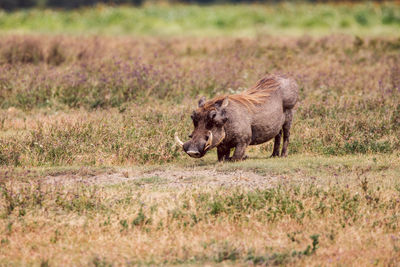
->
202 75 280 111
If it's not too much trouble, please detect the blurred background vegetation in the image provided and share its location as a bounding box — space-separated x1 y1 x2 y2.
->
1 0 144 9
0 1 399 36
0 0 384 10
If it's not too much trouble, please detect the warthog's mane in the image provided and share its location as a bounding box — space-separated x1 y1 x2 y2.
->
202 75 280 111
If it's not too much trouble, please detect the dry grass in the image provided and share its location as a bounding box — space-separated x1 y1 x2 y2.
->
0 35 399 166
1 155 400 266
0 11 399 265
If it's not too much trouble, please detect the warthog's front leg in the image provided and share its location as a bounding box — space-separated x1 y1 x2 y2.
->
217 146 231 162
231 143 248 161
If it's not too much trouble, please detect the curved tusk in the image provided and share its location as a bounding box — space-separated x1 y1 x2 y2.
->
215 131 225 146
204 131 213 151
174 132 184 147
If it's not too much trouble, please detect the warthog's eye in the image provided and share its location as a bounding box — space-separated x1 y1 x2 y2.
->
188 134 193 138
191 112 199 127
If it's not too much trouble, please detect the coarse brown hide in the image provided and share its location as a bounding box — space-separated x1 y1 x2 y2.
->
176 74 299 161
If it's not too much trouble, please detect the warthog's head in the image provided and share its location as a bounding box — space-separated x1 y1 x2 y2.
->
175 96 228 158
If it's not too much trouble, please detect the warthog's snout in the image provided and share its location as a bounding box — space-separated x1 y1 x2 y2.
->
182 136 208 158
175 131 213 158
185 149 201 158
183 141 200 157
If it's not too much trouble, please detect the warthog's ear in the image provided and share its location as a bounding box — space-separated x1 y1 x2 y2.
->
198 96 206 107
214 97 229 110
209 110 217 120
221 97 229 109
211 97 229 126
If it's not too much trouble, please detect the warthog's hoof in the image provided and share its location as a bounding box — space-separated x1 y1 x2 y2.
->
226 155 248 162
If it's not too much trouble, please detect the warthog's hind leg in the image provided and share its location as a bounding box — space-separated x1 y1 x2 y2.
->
271 130 282 157
281 109 293 157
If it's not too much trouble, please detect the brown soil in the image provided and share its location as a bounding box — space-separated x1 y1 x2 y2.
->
44 168 281 189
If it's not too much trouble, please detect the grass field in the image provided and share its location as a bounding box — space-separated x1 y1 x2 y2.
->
0 3 400 36
0 2 400 266
0 35 398 166
1 155 400 265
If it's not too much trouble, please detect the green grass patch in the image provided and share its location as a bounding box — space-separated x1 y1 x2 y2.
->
0 3 399 36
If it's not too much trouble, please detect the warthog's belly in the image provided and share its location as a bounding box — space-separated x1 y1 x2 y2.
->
249 112 285 145
249 127 280 145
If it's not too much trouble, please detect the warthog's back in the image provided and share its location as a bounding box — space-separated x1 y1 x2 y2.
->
276 75 299 110
232 74 299 110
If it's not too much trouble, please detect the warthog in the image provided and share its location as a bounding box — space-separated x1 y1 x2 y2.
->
175 74 299 161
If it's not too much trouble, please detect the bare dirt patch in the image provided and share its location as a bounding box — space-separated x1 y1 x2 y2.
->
44 168 281 189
